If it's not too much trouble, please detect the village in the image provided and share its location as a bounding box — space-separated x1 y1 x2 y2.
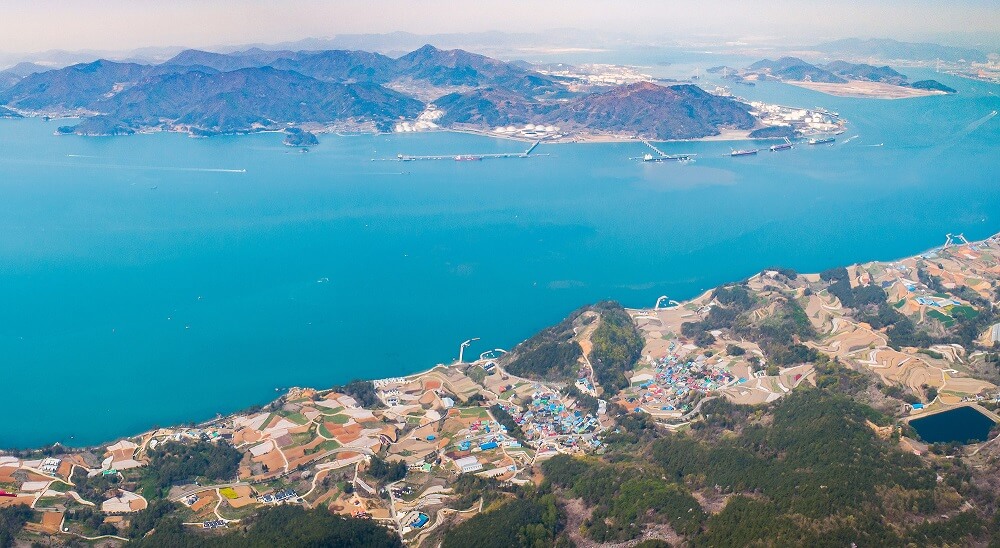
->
0 346 610 543
3 233 1000 545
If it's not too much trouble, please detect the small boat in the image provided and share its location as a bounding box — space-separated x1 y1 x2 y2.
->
730 148 758 157
454 155 482 161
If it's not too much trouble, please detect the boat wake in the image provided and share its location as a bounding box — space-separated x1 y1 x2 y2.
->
841 135 860 145
962 110 998 136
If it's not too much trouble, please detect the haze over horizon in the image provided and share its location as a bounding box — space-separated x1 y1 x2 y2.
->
3 0 999 55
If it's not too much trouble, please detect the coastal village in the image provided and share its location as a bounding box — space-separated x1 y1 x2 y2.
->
3 232 1000 545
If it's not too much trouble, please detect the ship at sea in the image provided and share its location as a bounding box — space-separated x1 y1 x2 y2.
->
454 155 482 161
642 153 693 162
770 137 794 151
730 148 759 157
808 137 835 145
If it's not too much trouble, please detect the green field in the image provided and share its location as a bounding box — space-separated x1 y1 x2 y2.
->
927 309 956 327
291 431 315 446
950 305 979 320
280 411 311 426
307 440 341 455
48 481 72 493
319 406 345 415
458 407 490 419
35 496 62 508
326 413 350 425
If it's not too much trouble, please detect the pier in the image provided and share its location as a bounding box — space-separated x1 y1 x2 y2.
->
630 140 696 162
378 140 543 162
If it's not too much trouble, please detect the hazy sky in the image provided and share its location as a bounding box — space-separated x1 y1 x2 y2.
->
4 0 999 52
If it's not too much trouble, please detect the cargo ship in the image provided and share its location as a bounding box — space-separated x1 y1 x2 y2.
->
730 148 758 157
808 137 835 145
642 153 693 162
770 138 794 151
454 155 482 161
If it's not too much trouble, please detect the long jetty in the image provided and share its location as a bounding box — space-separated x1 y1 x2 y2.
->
629 140 696 162
376 140 543 162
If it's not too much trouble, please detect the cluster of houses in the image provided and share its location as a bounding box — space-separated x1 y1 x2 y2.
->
512 390 603 443
260 488 298 504
622 344 736 415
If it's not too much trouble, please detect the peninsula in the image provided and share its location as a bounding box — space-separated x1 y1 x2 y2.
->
4 231 1000 546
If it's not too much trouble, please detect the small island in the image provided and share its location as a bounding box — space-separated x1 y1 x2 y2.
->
283 127 319 147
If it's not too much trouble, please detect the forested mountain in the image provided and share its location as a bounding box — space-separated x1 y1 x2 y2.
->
747 57 847 83
0 45 761 138
438 82 755 140
747 57 956 93
458 390 993 547
824 60 908 84
543 82 756 140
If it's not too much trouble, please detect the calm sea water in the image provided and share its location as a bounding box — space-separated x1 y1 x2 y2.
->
0 66 998 448
909 406 996 444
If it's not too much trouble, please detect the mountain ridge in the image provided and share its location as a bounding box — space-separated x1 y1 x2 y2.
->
1 45 762 138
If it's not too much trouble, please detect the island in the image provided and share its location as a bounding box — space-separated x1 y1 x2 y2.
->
745 56 957 98
0 46 842 142
3 231 1000 546
283 127 319 147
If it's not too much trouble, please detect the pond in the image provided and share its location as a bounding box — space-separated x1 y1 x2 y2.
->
909 406 996 444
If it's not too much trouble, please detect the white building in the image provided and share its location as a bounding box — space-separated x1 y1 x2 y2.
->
454 456 483 474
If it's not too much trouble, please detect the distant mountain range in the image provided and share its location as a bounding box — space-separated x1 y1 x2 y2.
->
0 45 760 139
0 62 48 90
747 57 956 92
813 38 988 63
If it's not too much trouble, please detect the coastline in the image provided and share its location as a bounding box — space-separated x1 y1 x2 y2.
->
785 79 947 99
8 229 998 456
6 106 826 144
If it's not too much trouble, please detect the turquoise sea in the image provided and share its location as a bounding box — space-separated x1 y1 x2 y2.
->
0 64 998 448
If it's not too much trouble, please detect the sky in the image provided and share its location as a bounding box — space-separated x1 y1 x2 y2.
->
3 0 999 53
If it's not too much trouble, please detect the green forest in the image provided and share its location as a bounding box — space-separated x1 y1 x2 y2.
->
588 301 645 393
127 505 402 547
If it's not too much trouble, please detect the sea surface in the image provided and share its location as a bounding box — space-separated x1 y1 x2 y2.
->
1 60 998 448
